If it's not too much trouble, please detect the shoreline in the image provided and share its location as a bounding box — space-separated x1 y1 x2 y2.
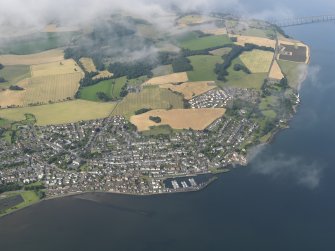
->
0 175 220 220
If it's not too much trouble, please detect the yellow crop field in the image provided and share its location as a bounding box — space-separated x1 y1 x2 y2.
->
0 73 82 107
0 49 64 66
93 70 114 80
31 59 83 77
145 72 188 85
202 28 227 35
0 78 29 108
23 73 82 105
177 15 216 27
0 59 83 107
160 81 217 100
239 49 274 73
43 24 79 33
269 60 284 80
0 100 116 126
130 108 226 131
233 35 276 48
79 57 97 73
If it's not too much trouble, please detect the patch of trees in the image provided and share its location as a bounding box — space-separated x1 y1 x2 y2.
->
230 37 237 42
119 83 129 97
172 57 193 72
0 63 4 70
0 183 22 194
24 184 45 191
157 51 179 65
0 77 6 83
262 119 277 135
261 79 272 97
280 77 289 89
183 99 191 109
194 30 210 37
108 62 153 79
9 85 24 91
149 116 162 123
275 26 290 38
226 99 256 117
215 43 274 81
233 64 251 74
135 108 152 115
96 92 111 102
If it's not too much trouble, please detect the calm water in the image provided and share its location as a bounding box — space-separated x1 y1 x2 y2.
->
1 6 335 251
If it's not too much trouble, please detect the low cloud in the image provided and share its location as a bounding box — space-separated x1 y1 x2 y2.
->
248 146 323 189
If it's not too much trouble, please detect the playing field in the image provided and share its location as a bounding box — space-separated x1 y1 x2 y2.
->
0 49 64 66
130 108 226 131
239 49 274 73
187 55 223 81
79 57 97 73
0 100 116 125
269 60 284 80
145 72 188 85
112 87 184 118
180 35 231 51
159 81 217 100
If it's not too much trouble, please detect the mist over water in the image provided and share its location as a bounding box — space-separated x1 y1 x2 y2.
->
1 1 335 251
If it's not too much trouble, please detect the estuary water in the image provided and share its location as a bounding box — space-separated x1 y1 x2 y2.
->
1 6 335 251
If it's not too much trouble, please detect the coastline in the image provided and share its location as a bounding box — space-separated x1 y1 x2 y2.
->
0 175 220 219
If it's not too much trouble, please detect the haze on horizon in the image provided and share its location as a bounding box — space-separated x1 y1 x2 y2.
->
0 0 334 37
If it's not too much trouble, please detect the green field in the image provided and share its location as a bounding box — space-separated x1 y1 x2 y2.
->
152 65 173 76
187 55 223 81
0 100 116 125
175 31 199 44
218 57 267 89
142 125 174 136
0 65 31 88
0 32 78 55
210 47 232 57
278 60 305 89
0 118 12 128
0 191 40 217
241 28 276 39
179 35 231 51
259 96 278 110
262 109 277 119
79 77 127 101
112 86 184 118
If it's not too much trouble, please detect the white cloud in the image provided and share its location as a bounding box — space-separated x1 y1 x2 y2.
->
248 147 324 189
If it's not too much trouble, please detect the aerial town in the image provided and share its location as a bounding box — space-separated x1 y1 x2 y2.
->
0 87 260 198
